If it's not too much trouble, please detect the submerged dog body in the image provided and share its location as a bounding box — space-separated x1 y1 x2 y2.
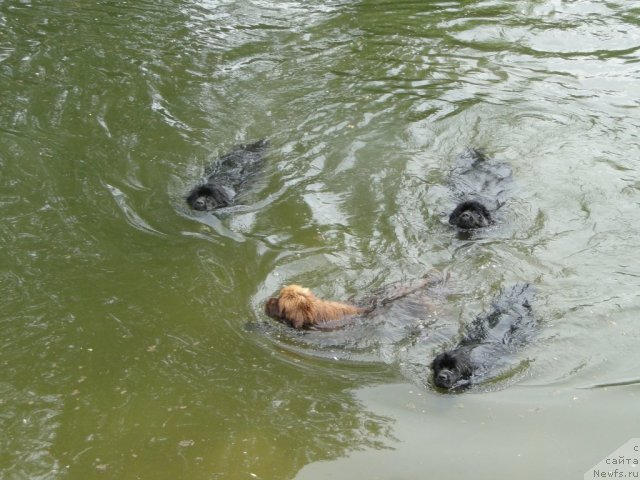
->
265 273 445 330
265 285 368 329
448 148 512 230
432 283 535 390
186 139 269 211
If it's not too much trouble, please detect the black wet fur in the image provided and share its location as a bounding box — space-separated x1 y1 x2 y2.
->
448 200 492 229
432 284 535 390
186 139 269 211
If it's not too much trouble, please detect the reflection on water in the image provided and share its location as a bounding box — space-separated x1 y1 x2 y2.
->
0 385 62 479
1 0 640 478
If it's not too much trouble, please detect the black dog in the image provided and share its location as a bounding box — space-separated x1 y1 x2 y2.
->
186 139 269 211
448 149 512 230
432 284 535 390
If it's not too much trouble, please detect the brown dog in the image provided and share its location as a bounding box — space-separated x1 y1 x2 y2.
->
264 285 368 329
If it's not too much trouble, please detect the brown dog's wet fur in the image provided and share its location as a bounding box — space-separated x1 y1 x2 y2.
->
265 285 368 329
265 271 446 330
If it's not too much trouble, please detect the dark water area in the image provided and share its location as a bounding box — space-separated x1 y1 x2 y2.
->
1 0 640 478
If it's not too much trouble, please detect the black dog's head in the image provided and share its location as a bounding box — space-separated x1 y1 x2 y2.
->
431 350 473 390
186 184 233 211
449 200 492 229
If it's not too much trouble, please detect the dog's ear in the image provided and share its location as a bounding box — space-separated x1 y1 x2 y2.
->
432 352 445 369
281 293 315 329
290 313 307 329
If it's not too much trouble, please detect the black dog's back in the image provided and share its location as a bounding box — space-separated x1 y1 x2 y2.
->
453 148 512 196
461 283 534 349
213 139 269 187
187 139 269 211
432 284 535 390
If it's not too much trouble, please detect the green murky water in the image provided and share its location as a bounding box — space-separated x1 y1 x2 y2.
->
2 1 640 478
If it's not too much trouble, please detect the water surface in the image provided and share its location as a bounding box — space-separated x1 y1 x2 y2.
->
1 0 640 478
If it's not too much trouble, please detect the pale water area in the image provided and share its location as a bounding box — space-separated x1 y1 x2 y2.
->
1 1 640 479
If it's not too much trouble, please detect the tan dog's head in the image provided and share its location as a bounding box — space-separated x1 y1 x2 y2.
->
265 284 366 329
264 285 317 329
